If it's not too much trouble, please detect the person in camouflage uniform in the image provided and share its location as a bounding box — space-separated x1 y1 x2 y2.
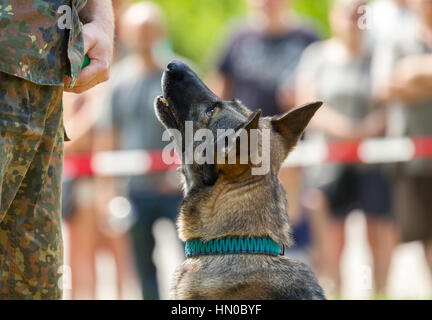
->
0 0 114 299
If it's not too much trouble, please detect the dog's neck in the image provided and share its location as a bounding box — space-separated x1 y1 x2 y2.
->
177 170 293 246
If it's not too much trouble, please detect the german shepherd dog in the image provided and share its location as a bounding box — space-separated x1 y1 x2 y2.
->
154 60 325 300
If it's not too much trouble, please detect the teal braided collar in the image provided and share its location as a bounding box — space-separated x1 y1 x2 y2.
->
185 236 285 258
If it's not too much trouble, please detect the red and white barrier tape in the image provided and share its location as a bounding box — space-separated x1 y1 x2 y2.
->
63 136 432 177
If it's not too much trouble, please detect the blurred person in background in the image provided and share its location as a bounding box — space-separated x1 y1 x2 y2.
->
63 91 136 300
212 0 319 260
96 2 183 300
62 0 136 300
214 0 318 113
371 0 415 103
375 0 432 282
296 0 397 297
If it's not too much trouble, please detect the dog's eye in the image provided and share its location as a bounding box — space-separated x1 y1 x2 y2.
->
206 107 215 117
206 102 221 118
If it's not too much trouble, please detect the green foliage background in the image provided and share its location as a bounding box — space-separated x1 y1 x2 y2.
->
146 0 333 70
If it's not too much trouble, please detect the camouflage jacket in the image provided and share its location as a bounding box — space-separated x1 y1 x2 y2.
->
0 0 87 87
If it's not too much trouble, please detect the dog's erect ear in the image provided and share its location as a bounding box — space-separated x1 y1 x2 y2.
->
271 101 322 152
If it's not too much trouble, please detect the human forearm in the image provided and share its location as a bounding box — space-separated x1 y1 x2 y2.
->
389 54 432 104
79 0 114 56
312 106 359 140
390 82 432 105
296 78 356 139
80 0 114 38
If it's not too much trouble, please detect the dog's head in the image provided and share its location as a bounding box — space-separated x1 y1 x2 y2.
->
155 60 322 192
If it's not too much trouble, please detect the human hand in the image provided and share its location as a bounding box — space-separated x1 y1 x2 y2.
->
388 54 432 104
354 108 387 139
64 22 113 93
392 54 432 87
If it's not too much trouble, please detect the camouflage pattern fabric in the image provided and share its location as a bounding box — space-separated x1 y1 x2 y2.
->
0 0 87 87
0 72 64 299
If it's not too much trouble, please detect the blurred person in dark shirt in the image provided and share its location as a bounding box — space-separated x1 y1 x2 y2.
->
297 0 397 297
96 2 183 299
375 0 432 281
212 0 319 261
215 0 318 115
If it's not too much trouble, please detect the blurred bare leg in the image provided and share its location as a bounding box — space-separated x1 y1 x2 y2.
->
424 240 432 277
366 217 398 296
328 220 345 297
67 205 98 300
305 189 344 297
304 190 329 270
279 167 303 225
102 232 137 300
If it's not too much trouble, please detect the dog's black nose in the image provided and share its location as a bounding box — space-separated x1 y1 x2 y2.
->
166 60 185 81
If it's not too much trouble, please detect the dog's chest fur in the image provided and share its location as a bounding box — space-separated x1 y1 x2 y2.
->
171 255 325 300
171 171 325 300
176 171 292 244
